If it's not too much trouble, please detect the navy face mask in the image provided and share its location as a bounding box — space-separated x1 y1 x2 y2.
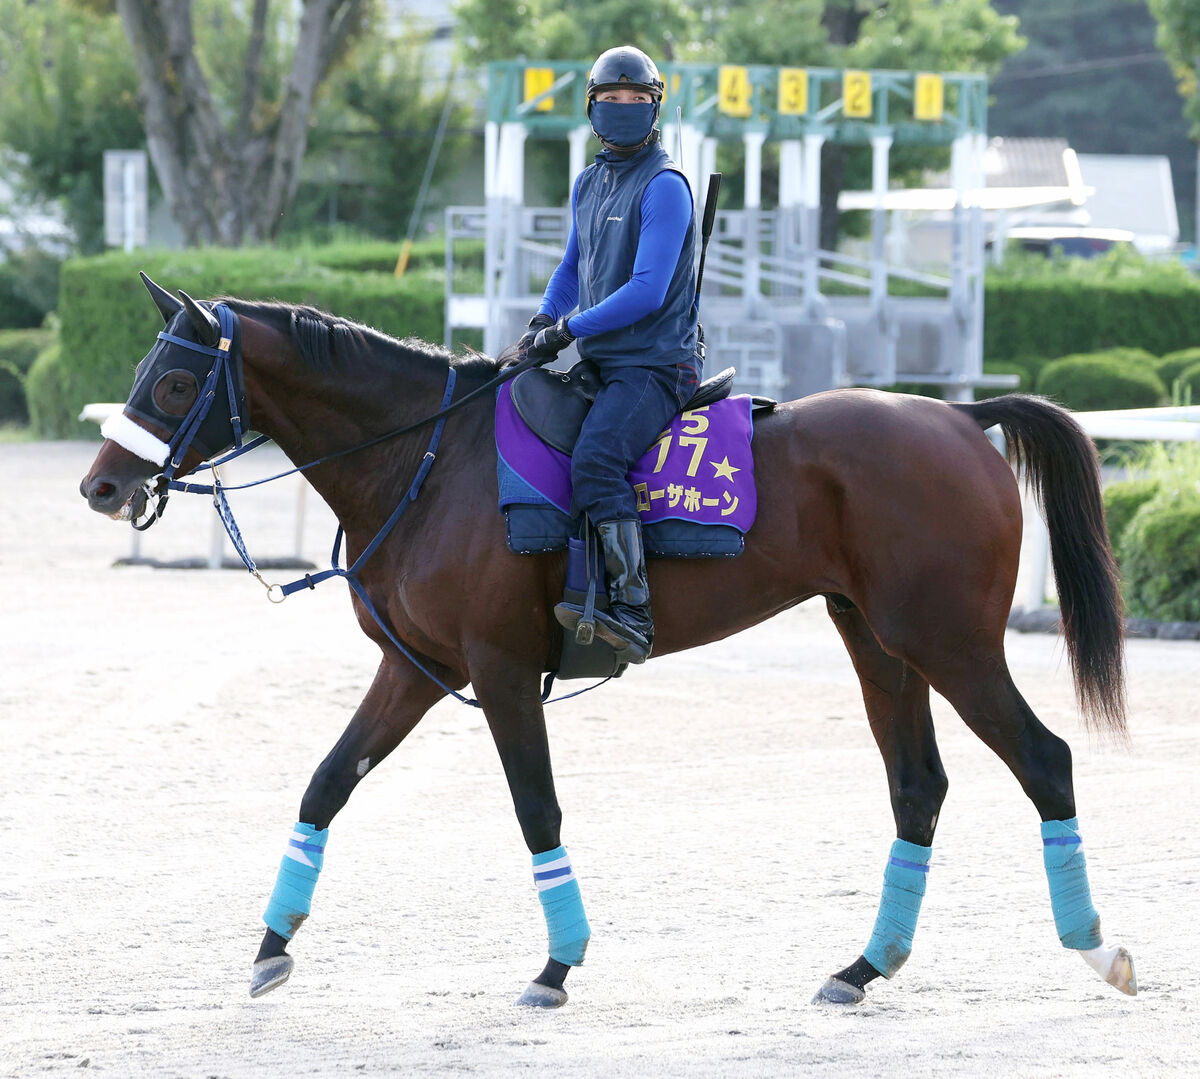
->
589 101 658 151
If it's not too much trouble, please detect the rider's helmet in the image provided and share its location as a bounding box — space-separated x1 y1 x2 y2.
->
585 46 665 104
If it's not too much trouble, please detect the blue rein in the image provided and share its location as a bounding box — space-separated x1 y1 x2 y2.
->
149 303 604 708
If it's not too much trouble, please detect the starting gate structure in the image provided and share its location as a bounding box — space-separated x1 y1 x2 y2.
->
445 61 1015 401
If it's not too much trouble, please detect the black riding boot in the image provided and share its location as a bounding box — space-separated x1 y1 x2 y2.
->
555 519 654 664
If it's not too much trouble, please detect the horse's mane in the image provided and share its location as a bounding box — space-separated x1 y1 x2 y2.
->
221 297 502 385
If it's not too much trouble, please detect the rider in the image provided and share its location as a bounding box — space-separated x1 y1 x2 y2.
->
522 44 701 665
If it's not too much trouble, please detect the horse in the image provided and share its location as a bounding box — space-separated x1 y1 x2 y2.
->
80 276 1136 1007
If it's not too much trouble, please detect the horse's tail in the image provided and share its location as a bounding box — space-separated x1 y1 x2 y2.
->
953 393 1127 739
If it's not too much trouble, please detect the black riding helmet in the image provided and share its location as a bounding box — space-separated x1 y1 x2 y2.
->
585 46 664 105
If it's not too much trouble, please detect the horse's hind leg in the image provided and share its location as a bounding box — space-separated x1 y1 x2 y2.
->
814 599 949 1005
250 658 446 997
468 649 590 1009
918 649 1136 996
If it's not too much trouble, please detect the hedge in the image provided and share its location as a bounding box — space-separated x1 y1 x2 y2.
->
1035 351 1166 412
1157 347 1200 391
984 277 1200 366
0 327 53 423
1102 478 1160 562
26 342 91 439
37 247 451 438
1121 493 1200 621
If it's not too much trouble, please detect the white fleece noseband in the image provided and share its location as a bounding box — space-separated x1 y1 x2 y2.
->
100 412 171 467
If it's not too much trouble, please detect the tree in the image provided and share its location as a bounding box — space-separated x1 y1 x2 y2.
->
0 0 145 252
113 0 373 245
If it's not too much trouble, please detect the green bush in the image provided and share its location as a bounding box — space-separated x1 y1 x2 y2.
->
1102 478 1160 562
1174 361 1200 404
0 249 63 329
1157 347 1200 391
296 236 484 275
1121 492 1200 621
55 247 452 434
0 327 52 422
1035 352 1166 411
25 342 91 439
984 274 1200 366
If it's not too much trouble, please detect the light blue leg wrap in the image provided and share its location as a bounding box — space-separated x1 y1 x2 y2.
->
532 845 591 966
863 839 932 978
262 822 329 940
1042 817 1102 950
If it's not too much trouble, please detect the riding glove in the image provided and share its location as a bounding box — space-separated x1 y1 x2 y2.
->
531 316 576 359
517 312 554 356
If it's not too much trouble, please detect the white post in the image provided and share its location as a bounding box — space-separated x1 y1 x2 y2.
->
568 125 591 189
869 134 893 314
484 121 500 199
676 123 705 201
122 159 137 254
802 133 825 317
743 131 766 310
778 139 803 210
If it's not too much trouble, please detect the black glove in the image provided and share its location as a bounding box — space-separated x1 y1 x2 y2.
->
530 316 576 360
517 313 554 357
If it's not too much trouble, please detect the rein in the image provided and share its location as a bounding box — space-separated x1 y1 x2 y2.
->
130 303 604 708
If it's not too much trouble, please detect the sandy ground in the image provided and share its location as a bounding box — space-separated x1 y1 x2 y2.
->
2 440 1199 1079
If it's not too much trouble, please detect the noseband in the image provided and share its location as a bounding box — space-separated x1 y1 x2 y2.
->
101 303 248 530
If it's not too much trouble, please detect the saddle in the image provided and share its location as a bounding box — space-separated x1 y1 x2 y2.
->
511 360 740 456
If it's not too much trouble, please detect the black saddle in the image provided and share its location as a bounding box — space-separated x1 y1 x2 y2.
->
511 360 763 455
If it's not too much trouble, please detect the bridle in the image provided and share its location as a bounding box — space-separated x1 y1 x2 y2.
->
101 302 603 706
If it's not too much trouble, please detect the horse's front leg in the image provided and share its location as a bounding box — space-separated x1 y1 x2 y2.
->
470 648 589 1009
250 657 446 997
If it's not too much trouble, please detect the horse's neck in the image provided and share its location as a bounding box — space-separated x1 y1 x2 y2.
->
242 348 449 532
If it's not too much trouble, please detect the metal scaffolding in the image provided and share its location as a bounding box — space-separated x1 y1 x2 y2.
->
446 61 1013 401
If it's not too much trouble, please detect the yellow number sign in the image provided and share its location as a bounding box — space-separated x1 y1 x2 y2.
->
779 68 808 116
843 70 872 118
914 73 944 121
718 65 753 118
523 67 555 112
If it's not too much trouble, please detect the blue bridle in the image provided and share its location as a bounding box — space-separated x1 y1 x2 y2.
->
130 304 602 707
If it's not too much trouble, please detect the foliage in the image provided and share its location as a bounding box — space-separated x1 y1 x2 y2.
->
1121 492 1200 621
1105 440 1200 620
976 359 1031 398
47 248 451 434
1035 352 1166 412
983 269 1200 367
1149 0 1200 140
25 342 92 439
0 328 53 422
1175 361 1200 402
1102 477 1161 562
0 249 63 329
0 0 145 253
1157 347 1200 389
294 23 474 243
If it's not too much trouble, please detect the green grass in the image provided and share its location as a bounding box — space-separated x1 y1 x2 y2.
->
0 422 35 443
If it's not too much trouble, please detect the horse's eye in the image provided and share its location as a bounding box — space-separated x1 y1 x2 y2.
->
153 369 198 416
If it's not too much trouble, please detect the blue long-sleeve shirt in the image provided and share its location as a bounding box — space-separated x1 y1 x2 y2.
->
538 169 693 339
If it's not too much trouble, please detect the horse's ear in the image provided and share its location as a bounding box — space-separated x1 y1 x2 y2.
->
178 289 221 347
140 270 183 324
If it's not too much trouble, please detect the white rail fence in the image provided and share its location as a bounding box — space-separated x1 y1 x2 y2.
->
1018 405 1200 613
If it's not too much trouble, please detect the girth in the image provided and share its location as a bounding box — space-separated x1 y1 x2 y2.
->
510 360 739 456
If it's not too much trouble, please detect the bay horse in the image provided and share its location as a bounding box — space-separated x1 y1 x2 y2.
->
80 276 1136 1007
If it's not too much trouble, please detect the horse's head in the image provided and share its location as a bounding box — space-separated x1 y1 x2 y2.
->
80 273 247 525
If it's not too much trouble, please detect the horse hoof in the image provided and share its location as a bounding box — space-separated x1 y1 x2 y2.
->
250 954 294 998
515 981 568 1008
1080 942 1137 996
811 976 865 1005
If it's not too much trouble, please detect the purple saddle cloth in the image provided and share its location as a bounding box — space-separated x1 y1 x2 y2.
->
495 381 757 532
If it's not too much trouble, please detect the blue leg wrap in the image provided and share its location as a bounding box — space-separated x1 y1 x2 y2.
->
532 845 591 966
262 822 329 940
1042 817 1102 950
862 839 932 978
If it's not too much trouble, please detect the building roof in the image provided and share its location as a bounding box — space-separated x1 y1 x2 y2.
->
1074 153 1178 250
